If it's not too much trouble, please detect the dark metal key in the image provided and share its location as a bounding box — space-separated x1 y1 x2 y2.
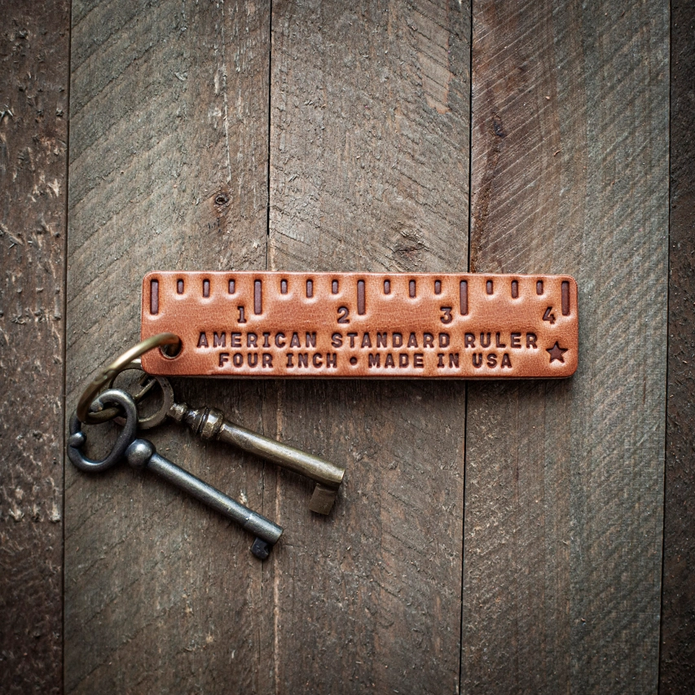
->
106 370 345 514
68 389 282 559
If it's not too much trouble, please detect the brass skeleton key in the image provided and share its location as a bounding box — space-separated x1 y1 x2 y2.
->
122 372 344 514
167 401 344 515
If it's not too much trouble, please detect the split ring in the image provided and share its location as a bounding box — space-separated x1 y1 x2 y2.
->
76 333 180 424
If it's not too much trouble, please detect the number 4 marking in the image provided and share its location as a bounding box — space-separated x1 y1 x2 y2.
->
543 307 556 324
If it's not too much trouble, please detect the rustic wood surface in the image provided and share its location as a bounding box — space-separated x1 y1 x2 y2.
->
66 1 272 692
268 1 470 692
0 1 69 692
660 1 695 692
464 1 669 694
1 0 686 692
67 0 471 692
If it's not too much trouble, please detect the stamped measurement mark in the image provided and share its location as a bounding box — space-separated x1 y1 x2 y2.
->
561 280 570 315
152 274 567 309
357 280 366 315
254 280 262 315
150 279 159 314
460 280 469 315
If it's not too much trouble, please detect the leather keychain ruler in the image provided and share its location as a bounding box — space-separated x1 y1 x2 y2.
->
141 271 578 378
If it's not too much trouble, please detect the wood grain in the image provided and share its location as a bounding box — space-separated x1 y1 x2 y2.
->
660 1 695 691
268 1 470 692
0 1 69 692
66 1 272 692
463 1 669 692
61 1 679 692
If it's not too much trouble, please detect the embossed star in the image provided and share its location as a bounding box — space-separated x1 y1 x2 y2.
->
547 342 568 363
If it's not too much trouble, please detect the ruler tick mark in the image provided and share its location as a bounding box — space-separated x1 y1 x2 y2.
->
434 280 442 295
486 280 493 295
409 280 416 298
511 280 518 298
306 279 313 298
357 280 366 315
460 280 468 315
254 280 262 314
536 280 544 295
228 279 235 294
150 279 159 315
281 279 288 295
561 281 570 315
332 280 339 294
203 279 210 298
177 279 184 295
384 279 391 295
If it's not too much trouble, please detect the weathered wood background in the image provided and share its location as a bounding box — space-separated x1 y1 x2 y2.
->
0 0 690 693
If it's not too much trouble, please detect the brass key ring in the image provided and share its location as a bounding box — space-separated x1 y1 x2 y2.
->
76 332 180 423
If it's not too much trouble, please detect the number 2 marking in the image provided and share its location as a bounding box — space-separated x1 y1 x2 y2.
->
337 306 350 324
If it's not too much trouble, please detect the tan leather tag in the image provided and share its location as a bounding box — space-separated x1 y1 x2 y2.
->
141 272 578 378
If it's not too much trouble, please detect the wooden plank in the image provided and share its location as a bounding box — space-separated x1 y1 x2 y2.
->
0 2 69 692
65 1 272 692
660 1 695 691
268 1 470 691
463 1 669 692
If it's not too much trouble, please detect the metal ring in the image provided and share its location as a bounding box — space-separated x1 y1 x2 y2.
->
76 333 180 423
112 370 175 430
68 389 139 472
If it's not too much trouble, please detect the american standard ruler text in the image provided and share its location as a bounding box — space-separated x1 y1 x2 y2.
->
140 272 578 378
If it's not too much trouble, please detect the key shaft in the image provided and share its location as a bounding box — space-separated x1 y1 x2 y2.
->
168 402 344 514
125 438 282 559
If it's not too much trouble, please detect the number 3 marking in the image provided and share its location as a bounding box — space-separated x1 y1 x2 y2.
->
440 306 453 324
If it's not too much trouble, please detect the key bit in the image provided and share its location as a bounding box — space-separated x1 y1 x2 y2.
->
168 402 344 515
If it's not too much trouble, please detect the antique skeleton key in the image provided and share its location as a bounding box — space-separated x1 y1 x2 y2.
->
68 389 283 559
166 400 343 515
76 340 345 515
120 372 344 515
